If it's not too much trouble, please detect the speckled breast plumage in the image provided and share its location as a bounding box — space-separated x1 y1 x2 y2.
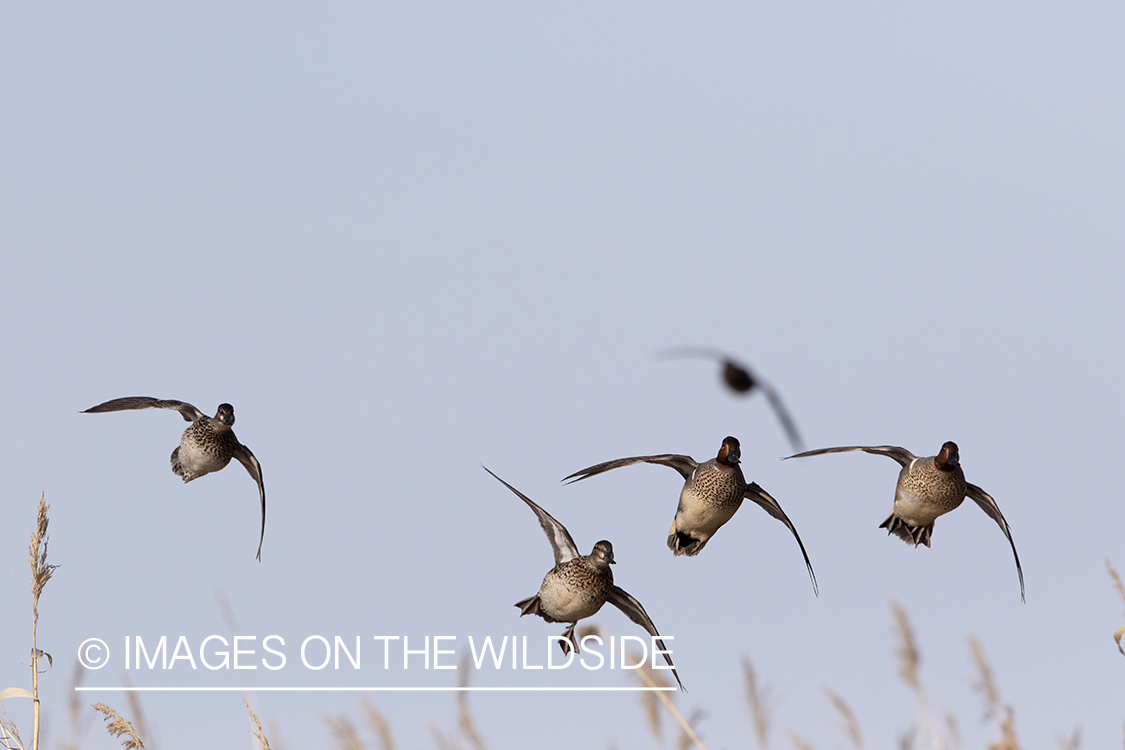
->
683 459 745 511
536 558 613 623
894 459 967 525
171 419 238 481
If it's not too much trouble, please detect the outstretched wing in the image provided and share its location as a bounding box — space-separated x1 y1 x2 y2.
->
231 443 266 562
653 345 728 363
758 381 804 453
607 585 684 691
786 444 917 469
966 483 1025 602
745 483 818 596
484 467 579 566
563 454 699 484
82 396 205 423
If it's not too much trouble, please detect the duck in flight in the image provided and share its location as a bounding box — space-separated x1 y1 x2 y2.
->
656 346 804 452
83 396 267 561
564 436 817 596
786 441 1024 601
484 467 683 690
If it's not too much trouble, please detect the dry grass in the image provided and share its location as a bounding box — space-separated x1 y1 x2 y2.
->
823 688 862 749
742 657 772 747
268 719 286 750
456 653 486 750
67 659 85 741
0 709 26 750
121 680 152 750
323 716 363 750
630 657 706 750
890 600 920 693
0 495 58 750
945 713 961 750
427 723 462 750
969 638 1021 750
890 600 937 749
28 494 56 750
91 704 145 749
969 638 1000 720
636 658 668 741
242 697 271 750
989 708 1019 750
786 730 816 750
1108 559 1125 656
358 698 394 750
1056 728 1081 749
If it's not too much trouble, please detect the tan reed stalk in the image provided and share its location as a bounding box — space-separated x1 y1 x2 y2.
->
633 659 668 740
631 660 706 750
323 716 363 750
1056 727 1080 749
968 638 1020 750
455 655 486 750
742 657 772 747
989 707 1019 750
823 687 862 748
121 680 151 749
0 710 26 750
91 704 145 749
1107 559 1125 655
890 601 920 693
890 600 950 749
67 659 84 746
785 730 816 750
28 494 56 750
676 708 706 750
242 697 271 750
216 588 240 632
968 638 1000 719
268 719 285 750
427 723 462 750
944 713 961 750
358 698 394 750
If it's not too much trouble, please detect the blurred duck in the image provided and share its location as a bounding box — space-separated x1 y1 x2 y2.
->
657 346 804 451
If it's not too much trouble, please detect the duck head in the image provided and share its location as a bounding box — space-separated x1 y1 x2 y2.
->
717 436 742 467
590 540 615 566
935 441 960 471
215 403 236 427
722 361 755 392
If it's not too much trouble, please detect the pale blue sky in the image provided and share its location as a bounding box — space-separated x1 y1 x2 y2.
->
2 2 1123 748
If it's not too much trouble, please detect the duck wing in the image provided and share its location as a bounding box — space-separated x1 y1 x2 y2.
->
563 454 699 484
786 444 917 469
485 467 579 566
231 442 267 562
83 396 205 423
966 482 1025 603
607 585 684 691
745 483 818 596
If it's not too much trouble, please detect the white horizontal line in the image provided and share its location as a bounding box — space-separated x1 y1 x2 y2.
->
75 686 675 692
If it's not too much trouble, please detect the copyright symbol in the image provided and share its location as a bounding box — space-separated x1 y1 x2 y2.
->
78 638 109 669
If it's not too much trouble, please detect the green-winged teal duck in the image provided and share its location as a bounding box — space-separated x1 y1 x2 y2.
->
484 467 683 690
83 396 266 561
786 441 1024 601
564 436 817 595
658 346 803 451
